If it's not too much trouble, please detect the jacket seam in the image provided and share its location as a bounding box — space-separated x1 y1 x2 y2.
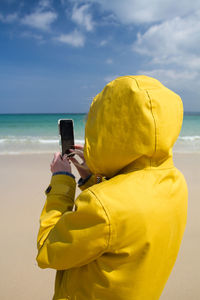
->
130 166 175 171
129 77 158 168
146 90 157 166
88 189 112 251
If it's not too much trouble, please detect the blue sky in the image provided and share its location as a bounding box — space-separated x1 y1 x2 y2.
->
0 0 200 113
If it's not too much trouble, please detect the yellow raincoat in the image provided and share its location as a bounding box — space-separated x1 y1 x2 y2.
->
36 76 188 300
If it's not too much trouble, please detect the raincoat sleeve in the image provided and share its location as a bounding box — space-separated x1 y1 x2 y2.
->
36 174 110 270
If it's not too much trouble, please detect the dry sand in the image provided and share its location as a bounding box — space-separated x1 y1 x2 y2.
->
0 153 199 300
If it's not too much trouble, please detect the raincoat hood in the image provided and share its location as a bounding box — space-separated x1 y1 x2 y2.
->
84 75 183 178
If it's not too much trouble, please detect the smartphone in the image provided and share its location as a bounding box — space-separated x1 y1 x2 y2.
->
58 119 75 157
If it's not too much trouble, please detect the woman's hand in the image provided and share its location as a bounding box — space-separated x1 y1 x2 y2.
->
68 145 92 179
50 152 72 174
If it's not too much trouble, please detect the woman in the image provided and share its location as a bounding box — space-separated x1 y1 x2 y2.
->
36 75 188 300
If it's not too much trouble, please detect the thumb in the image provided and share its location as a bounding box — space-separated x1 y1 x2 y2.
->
69 156 80 167
53 152 62 161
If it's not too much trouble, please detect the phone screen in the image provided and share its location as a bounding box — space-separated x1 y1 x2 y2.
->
58 119 74 156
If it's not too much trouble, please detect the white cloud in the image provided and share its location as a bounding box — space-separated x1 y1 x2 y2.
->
38 0 51 10
86 0 200 24
20 0 57 31
132 10 200 110
71 4 94 31
133 11 200 70
0 12 18 23
21 11 57 31
136 68 200 111
55 30 85 47
21 31 43 41
137 69 198 87
106 58 113 64
99 40 108 47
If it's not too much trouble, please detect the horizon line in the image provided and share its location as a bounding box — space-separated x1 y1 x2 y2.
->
0 111 200 115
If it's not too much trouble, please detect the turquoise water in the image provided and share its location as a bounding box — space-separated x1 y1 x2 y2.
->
176 114 200 153
0 113 199 154
0 114 86 154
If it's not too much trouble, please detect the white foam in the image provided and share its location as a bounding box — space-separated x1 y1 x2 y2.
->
75 139 85 144
178 136 200 141
0 137 84 144
1 135 200 154
38 139 59 144
0 136 85 155
0 150 54 155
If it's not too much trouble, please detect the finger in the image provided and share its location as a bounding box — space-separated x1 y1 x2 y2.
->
69 156 81 166
66 152 75 158
54 151 61 157
74 144 84 150
63 154 68 160
55 152 62 160
75 164 89 170
69 157 87 170
70 159 89 170
62 155 72 165
52 153 56 163
69 149 85 160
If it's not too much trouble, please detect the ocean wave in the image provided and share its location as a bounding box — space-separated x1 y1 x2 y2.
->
0 151 55 155
0 135 199 154
179 136 200 141
38 139 58 144
0 136 85 155
0 137 85 144
1 135 199 141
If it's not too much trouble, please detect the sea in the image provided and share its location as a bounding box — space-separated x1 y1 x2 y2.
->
0 113 200 155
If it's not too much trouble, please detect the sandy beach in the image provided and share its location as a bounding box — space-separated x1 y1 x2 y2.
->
0 152 199 300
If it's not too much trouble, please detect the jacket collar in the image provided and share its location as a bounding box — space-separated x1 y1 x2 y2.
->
118 152 174 175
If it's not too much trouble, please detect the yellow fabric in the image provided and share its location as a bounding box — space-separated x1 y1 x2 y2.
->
36 75 188 300
78 174 107 191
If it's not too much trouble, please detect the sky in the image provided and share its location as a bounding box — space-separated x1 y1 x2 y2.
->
0 0 200 113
